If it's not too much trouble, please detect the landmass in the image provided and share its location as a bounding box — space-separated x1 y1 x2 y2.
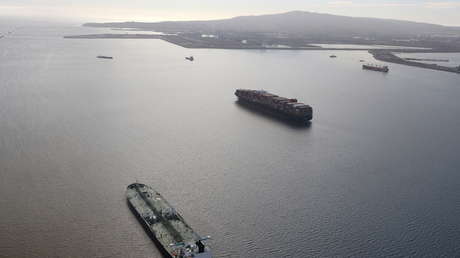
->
370 50 460 74
63 33 421 50
65 11 460 73
404 58 449 62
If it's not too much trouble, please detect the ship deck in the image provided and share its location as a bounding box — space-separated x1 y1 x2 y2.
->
126 183 201 255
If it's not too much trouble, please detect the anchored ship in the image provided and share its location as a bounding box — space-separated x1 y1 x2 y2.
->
235 89 313 122
362 64 389 73
126 183 212 258
185 56 194 61
97 55 113 59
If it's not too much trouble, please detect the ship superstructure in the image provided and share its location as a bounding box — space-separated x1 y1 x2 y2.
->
126 183 212 258
235 89 313 122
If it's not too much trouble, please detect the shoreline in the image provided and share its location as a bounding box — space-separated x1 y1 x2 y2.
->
64 33 458 52
64 33 460 74
369 50 460 74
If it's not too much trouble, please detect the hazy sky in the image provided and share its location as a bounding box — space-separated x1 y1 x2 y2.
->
1 0 460 26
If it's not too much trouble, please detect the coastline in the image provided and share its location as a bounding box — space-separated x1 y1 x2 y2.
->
62 33 444 51
370 50 460 74
64 33 460 74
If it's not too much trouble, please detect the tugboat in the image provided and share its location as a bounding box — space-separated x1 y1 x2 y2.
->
185 56 194 61
97 55 113 59
362 63 389 73
126 183 212 258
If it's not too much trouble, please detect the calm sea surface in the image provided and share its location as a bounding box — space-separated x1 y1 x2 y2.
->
1 22 460 258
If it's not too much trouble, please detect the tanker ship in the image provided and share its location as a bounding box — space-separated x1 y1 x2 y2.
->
126 183 212 258
235 89 313 122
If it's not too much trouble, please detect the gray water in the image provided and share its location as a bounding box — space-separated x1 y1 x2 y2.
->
1 23 460 258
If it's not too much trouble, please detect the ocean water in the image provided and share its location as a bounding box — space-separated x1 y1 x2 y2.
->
1 22 460 257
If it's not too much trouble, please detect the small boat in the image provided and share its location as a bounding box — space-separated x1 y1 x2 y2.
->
359 60 365 62
330 55 337 58
185 56 194 61
97 55 113 59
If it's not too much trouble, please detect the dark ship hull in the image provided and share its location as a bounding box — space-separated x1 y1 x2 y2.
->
362 64 389 73
235 89 313 122
97 55 113 59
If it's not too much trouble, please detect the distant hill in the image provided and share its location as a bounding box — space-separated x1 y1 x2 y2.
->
85 11 460 37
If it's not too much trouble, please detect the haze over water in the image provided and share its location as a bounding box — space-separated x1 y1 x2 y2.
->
1 22 460 257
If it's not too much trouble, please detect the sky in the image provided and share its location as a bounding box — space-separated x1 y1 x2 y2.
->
1 0 460 26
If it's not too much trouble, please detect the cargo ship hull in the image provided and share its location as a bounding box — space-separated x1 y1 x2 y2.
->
235 89 313 122
126 183 212 258
362 64 389 73
236 98 312 122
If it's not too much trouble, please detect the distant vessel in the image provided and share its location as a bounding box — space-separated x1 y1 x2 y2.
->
185 56 194 61
330 55 337 58
235 89 313 122
126 183 212 258
97 56 113 59
362 64 389 73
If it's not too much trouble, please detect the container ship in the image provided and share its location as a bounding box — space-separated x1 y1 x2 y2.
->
97 55 113 59
235 89 313 122
362 64 389 73
126 183 212 258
